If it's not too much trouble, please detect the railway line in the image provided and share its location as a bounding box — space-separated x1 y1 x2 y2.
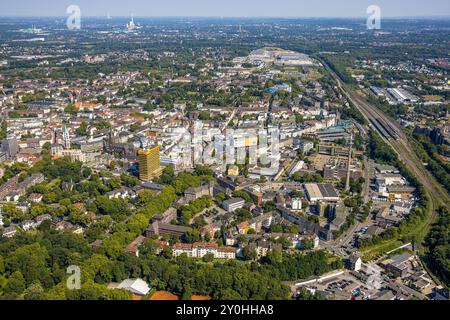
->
320 58 450 246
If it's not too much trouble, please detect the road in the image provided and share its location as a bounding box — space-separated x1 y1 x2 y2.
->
363 158 374 204
221 108 237 132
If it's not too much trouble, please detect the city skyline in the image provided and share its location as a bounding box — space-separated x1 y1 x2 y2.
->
0 1 449 306
0 0 450 18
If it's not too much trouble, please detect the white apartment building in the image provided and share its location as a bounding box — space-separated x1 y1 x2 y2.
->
173 242 236 259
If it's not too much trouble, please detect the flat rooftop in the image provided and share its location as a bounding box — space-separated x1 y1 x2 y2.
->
305 183 339 200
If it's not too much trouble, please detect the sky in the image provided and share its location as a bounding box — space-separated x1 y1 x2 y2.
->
0 0 449 18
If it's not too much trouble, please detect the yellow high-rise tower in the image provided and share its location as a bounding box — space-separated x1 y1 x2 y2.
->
138 146 163 181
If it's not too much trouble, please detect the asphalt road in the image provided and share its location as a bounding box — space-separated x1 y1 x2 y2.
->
363 158 374 204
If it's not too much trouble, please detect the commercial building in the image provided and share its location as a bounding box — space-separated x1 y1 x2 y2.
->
323 157 363 181
222 197 245 212
138 146 163 180
1 138 18 159
386 88 419 104
382 253 415 278
304 183 340 204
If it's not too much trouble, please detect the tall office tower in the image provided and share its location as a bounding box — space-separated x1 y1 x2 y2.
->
138 146 163 181
2 138 18 159
63 125 71 149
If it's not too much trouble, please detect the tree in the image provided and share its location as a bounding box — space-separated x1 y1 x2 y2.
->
214 192 226 204
95 196 130 220
107 289 132 300
241 247 257 261
121 174 141 188
42 142 52 151
202 253 215 263
296 288 326 300
40 157 84 183
68 205 91 226
24 282 45 300
426 206 450 287
75 121 88 136
3 271 26 296
182 230 201 244
0 120 7 140
266 249 283 264
158 166 175 185
5 243 52 287
127 214 149 234
194 165 214 177
138 190 155 205
301 239 315 251
233 190 253 204
130 124 141 132
182 286 193 300
270 224 283 233
234 208 252 223
263 201 276 212
291 190 304 198
65 104 78 114
1 203 28 223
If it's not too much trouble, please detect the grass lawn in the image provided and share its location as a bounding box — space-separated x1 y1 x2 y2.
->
361 240 403 262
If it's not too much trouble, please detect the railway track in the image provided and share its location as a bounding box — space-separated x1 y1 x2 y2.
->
320 59 450 250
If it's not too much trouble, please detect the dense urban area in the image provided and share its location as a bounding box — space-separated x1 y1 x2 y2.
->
0 16 449 301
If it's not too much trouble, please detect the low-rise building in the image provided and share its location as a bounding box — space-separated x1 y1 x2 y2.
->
382 253 415 278
1 225 17 238
126 235 146 257
304 183 340 204
323 157 363 181
184 184 212 201
172 242 236 259
222 197 245 212
145 221 191 237
20 220 36 231
347 253 362 271
106 187 135 200
109 278 151 296
240 240 283 259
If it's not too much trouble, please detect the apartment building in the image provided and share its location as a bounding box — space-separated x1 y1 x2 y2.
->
172 242 236 259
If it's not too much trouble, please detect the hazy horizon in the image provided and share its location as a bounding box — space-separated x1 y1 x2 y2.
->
0 0 449 18
1 15 450 19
